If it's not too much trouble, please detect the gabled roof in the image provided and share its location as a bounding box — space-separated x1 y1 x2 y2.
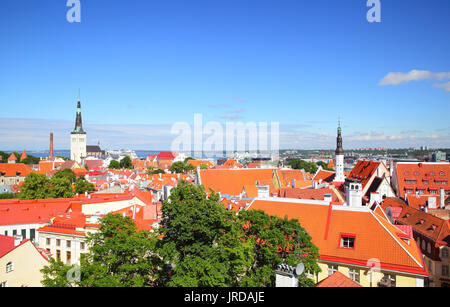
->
0 236 50 261
316 271 362 287
348 160 381 189
20 150 27 161
381 197 450 247
7 153 17 161
0 163 34 177
276 169 312 188
313 170 335 183
156 152 177 160
247 198 427 276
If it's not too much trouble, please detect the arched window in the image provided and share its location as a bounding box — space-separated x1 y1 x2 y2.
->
6 262 13 273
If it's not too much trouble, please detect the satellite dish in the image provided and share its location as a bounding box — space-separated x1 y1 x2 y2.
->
295 263 305 275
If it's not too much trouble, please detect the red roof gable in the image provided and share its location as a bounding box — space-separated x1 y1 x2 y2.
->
7 153 17 161
316 271 362 287
157 152 177 160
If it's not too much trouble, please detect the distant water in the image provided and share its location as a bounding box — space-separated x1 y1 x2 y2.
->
18 150 241 160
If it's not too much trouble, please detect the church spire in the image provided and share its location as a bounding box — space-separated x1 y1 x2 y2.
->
335 119 344 155
72 92 85 134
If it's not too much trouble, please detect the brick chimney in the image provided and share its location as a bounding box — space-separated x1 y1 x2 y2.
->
50 132 54 158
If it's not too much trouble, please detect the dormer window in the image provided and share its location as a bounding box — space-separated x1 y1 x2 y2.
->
339 234 356 249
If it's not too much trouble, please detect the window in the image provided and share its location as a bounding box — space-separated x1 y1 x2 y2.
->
6 262 13 273
4 231 7 236
340 235 355 249
12 230 17 236
442 248 449 259
21 229 26 239
428 260 433 273
56 239 61 247
56 250 61 261
0 281 7 287
30 229 35 242
443 265 449 277
66 251 71 265
348 268 360 283
80 242 85 250
66 240 71 248
46 238 51 245
327 265 338 276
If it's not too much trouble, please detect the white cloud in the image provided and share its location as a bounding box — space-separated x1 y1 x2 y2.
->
433 81 450 92
1 119 449 151
379 70 450 86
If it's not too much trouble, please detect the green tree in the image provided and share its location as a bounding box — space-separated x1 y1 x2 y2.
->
41 213 164 287
74 176 95 194
79 214 163 287
288 160 318 174
238 210 321 287
157 181 253 287
108 160 120 169
48 176 74 198
147 168 165 175
120 156 132 169
316 161 334 171
40 258 78 287
169 161 194 174
18 173 51 199
199 163 209 170
0 193 16 199
53 169 76 183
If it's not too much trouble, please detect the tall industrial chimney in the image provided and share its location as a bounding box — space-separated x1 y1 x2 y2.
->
50 132 54 158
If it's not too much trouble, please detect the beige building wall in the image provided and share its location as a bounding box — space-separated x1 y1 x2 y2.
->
0 241 48 287
312 261 424 287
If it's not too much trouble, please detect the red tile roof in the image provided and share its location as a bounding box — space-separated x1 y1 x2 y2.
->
313 170 335 183
0 234 15 257
248 199 427 276
381 197 450 247
277 187 343 205
157 152 177 160
20 150 27 161
348 160 381 189
316 271 362 287
8 153 17 161
0 163 34 177
395 162 450 199
199 168 275 196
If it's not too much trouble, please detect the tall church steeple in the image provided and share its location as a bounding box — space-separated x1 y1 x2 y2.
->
335 119 344 155
333 118 345 183
70 92 87 165
72 90 85 134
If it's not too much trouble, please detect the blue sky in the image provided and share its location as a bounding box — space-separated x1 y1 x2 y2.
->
0 0 449 150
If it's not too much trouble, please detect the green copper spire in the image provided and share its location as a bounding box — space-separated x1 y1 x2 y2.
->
71 92 85 134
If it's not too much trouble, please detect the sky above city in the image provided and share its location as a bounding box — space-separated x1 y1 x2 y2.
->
0 0 449 151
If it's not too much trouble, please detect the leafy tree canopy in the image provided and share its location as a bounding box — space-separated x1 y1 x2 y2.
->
74 176 95 194
287 160 318 174
169 161 195 174
119 156 132 169
108 160 120 169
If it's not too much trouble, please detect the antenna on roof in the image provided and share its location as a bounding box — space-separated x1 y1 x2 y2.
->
78 88 81 102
